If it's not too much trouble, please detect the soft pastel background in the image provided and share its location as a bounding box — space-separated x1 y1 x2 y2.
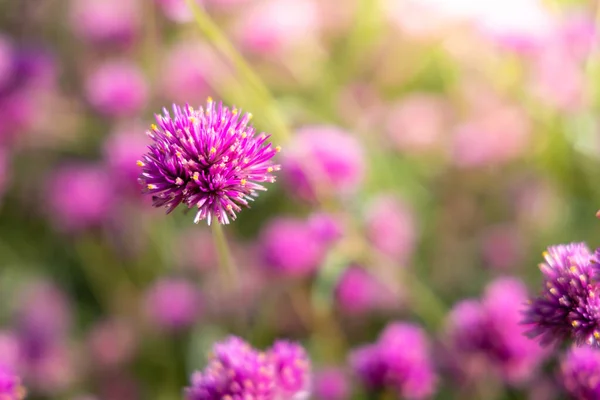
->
0 0 598 398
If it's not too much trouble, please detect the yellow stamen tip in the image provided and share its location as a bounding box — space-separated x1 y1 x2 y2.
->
240 179 247 186
136 160 144 167
247 113 253 120
207 96 213 103
147 184 157 190
267 166 273 172
210 147 217 154
151 124 158 131
275 146 281 152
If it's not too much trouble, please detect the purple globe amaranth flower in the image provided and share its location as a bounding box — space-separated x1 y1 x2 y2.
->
350 322 437 399
446 277 546 384
313 367 350 400
138 99 280 225
69 0 140 46
523 243 600 347
259 217 326 277
144 278 203 332
0 365 26 400
185 336 276 399
282 125 364 202
267 341 311 399
560 345 600 400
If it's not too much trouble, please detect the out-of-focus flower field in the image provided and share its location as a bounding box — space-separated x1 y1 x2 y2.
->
2 0 600 398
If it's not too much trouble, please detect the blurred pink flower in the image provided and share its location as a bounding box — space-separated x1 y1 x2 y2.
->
87 319 136 370
69 0 140 46
0 35 14 89
103 123 149 194
335 266 395 315
0 331 19 370
85 60 148 117
236 0 319 54
307 212 344 245
22 342 79 395
46 163 115 232
452 103 530 168
144 279 203 332
259 217 326 278
160 41 218 105
313 367 350 400
365 195 417 264
386 94 452 154
282 126 365 201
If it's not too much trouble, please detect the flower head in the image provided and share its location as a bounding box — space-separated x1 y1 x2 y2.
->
0 365 26 400
560 346 600 400
267 341 311 399
523 243 600 347
138 100 280 225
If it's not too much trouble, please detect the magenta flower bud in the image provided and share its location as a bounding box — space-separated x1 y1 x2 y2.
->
313 367 350 400
560 346 600 399
268 340 311 399
85 60 148 117
259 217 326 277
46 163 115 232
0 364 26 400
138 100 280 225
145 278 203 332
282 126 364 201
69 0 140 46
365 195 417 263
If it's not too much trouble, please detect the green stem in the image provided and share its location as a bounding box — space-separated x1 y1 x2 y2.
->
211 222 238 289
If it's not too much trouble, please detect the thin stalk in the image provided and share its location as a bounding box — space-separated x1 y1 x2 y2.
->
211 222 238 288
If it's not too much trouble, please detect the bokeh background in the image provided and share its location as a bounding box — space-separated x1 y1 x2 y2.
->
0 0 598 398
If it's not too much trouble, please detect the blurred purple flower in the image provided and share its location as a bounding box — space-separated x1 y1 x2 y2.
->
335 266 394 315
103 123 149 193
446 277 546 384
307 212 343 244
69 0 139 46
0 35 14 90
185 336 276 399
560 346 600 400
282 126 364 201
313 367 350 400
268 340 311 399
259 217 326 277
0 364 26 400
87 319 136 370
160 41 218 105
144 278 203 332
46 163 115 232
350 322 437 399
138 100 280 225
523 243 600 347
365 195 417 264
0 332 19 370
481 224 524 271
85 60 148 117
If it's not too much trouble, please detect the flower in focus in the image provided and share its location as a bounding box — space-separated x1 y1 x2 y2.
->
350 322 437 399
144 279 203 332
523 243 600 347
259 217 326 277
560 346 600 400
0 365 26 400
85 60 148 117
313 367 349 400
138 100 280 225
282 126 364 201
445 277 546 384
